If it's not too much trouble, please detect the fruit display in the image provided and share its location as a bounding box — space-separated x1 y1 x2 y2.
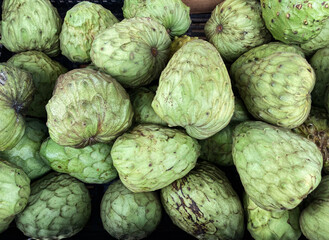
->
1 0 329 239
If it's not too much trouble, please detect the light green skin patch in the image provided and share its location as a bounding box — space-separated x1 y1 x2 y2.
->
90 17 171 88
244 193 301 240
0 118 51 180
161 162 244 240
205 0 271 63
1 0 62 56
300 175 329 240
101 180 162 240
60 1 119 63
111 124 200 192
261 0 329 44
16 172 91 240
233 121 323 211
40 138 118 184
123 0 191 37
7 51 67 118
0 160 30 234
0 64 35 151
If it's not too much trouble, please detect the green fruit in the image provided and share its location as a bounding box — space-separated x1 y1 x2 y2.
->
300 19 329 56
205 0 271 63
123 0 191 37
0 118 50 180
152 39 235 140
169 35 199 57
46 68 133 148
100 180 162 240
111 124 200 192
130 87 167 126
292 107 329 175
0 64 35 151
244 193 301 240
7 51 67 118
40 138 118 184
1 0 62 56
231 97 251 122
90 17 171 88
60 1 119 63
326 88 329 114
309 48 329 108
260 0 329 44
231 43 314 128
16 172 91 239
199 124 235 167
0 160 30 234
161 161 245 240
300 175 329 240
233 121 323 211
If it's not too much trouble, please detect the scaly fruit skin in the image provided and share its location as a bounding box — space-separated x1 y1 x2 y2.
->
300 175 329 240
244 193 301 240
1 0 62 56
231 97 251 122
16 172 91 239
292 107 329 174
0 64 35 151
7 51 67 118
161 161 244 240
90 17 171 88
0 118 51 180
309 48 329 108
111 124 200 192
233 121 323 211
205 0 271 63
46 68 133 148
169 35 199 57
60 1 119 63
123 0 191 37
0 160 30 234
199 124 235 167
152 39 235 140
130 87 167 126
231 44 314 129
300 19 329 56
260 0 329 44
40 138 118 184
100 180 162 240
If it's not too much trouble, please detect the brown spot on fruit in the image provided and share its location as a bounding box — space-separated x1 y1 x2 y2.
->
216 24 223 33
151 47 158 57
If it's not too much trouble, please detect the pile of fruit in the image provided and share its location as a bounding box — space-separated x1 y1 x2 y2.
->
0 0 328 239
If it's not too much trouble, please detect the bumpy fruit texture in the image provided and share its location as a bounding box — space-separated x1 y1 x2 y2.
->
101 180 162 240
46 68 133 148
40 138 118 184
152 39 235 140
205 0 271 63
0 119 50 180
161 161 244 240
90 17 171 88
292 107 329 174
7 51 67 118
0 160 30 234
169 35 199 57
60 1 119 63
261 0 329 44
309 48 329 108
1 0 62 56
111 124 200 192
199 124 235 167
123 0 191 37
0 64 35 151
130 87 167 126
231 43 314 129
300 175 329 240
233 121 323 211
300 19 329 56
244 193 301 240
231 97 251 122
16 172 91 239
